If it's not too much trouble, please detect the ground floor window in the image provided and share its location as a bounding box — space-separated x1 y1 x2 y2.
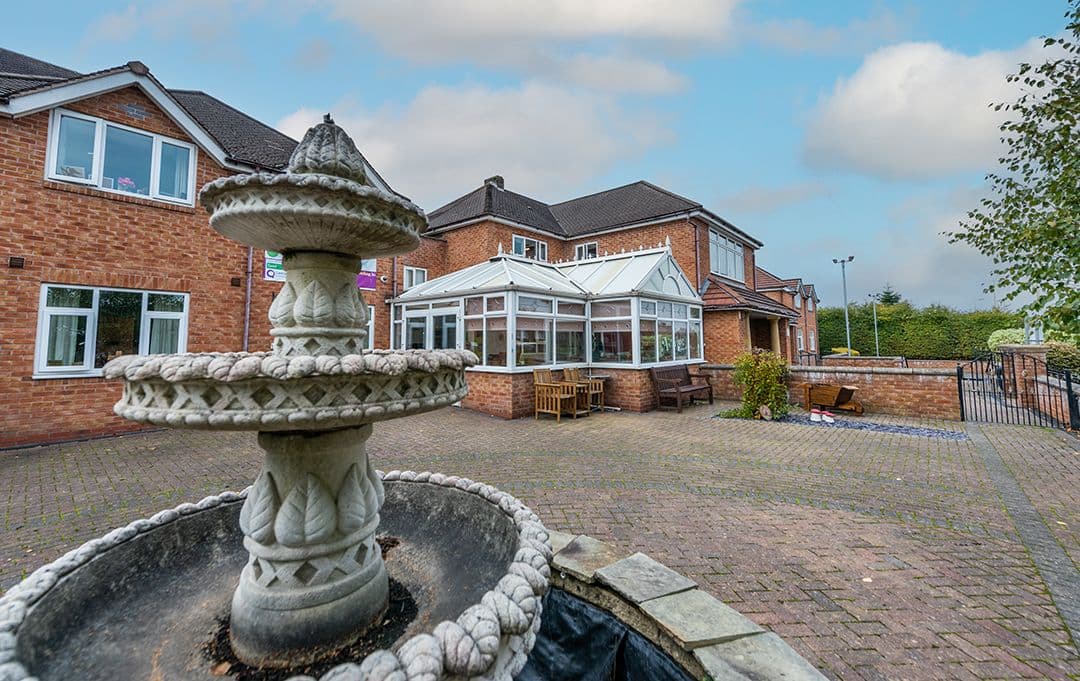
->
35 284 188 377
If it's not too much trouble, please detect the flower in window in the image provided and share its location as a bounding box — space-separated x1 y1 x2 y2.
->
117 176 136 191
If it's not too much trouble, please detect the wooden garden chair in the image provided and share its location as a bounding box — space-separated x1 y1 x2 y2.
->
534 369 578 422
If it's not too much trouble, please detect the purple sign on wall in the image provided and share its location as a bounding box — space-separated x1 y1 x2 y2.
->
356 258 377 290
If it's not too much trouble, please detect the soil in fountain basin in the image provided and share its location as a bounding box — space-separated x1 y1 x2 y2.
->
204 537 414 681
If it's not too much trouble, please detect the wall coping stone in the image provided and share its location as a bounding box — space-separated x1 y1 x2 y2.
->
700 364 955 377
550 533 828 680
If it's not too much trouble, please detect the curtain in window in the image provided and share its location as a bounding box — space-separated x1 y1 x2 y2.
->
149 318 180 354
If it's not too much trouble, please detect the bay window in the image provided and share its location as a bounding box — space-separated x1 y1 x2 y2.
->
36 285 188 377
48 109 196 205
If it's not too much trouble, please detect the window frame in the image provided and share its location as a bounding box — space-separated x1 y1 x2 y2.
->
809 330 816 351
46 108 198 206
34 284 189 379
574 242 598 261
708 230 745 282
797 328 805 351
403 266 428 291
511 235 548 262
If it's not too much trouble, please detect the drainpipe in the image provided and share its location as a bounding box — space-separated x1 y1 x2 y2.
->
392 256 398 297
242 246 253 351
690 215 700 290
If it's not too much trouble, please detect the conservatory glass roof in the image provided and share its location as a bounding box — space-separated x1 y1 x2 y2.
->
394 246 702 303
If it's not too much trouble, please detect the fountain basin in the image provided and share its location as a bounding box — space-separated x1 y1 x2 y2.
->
0 473 551 681
104 350 475 431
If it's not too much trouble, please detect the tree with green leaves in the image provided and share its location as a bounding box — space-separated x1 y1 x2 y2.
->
877 284 902 305
949 0 1080 336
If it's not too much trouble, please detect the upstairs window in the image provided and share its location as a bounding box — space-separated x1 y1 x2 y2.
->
403 266 428 290
48 109 196 205
574 242 598 260
794 294 801 309
797 328 805 351
809 330 816 351
708 231 744 281
512 235 548 261
808 297 815 312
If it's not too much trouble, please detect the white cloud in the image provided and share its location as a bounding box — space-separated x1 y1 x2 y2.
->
82 4 139 45
750 8 912 56
720 181 831 214
324 0 740 58
803 39 1048 179
278 82 674 208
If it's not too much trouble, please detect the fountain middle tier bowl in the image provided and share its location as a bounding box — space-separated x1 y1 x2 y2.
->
104 349 477 431
199 172 425 257
1 473 552 681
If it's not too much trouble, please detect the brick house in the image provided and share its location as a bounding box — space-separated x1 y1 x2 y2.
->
386 176 820 415
1 48 818 445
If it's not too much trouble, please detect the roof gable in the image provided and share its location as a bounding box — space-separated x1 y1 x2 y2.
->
1 48 300 173
702 275 799 318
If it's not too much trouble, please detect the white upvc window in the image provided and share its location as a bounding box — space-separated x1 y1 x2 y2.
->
638 298 702 365
808 297 815 312
403 266 427 290
47 108 197 206
708 230 744 281
35 284 189 378
809 330 816 351
365 304 375 350
512 235 548 261
794 294 801 309
797 328 805 351
574 242 598 260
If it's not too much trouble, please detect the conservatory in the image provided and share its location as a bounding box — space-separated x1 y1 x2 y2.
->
390 246 706 417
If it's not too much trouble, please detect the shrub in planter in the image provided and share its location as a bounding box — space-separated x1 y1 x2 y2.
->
987 328 1024 351
721 350 790 419
1046 341 1080 373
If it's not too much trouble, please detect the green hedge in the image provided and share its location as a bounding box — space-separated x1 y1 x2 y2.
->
818 303 1023 360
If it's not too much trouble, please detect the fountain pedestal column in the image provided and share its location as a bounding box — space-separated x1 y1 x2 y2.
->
232 426 388 666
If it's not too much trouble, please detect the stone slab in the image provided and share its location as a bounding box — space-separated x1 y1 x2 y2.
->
695 632 828 680
640 588 764 650
552 534 626 583
547 530 578 556
594 552 697 604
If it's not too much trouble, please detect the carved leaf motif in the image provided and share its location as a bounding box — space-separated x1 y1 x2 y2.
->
337 464 367 533
274 474 336 547
334 283 360 327
268 282 297 327
367 456 385 508
239 471 278 544
294 280 334 327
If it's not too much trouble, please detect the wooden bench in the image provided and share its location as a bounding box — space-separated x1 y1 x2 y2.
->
650 365 713 413
803 383 864 415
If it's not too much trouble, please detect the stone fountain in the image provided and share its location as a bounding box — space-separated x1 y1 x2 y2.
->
0 116 552 681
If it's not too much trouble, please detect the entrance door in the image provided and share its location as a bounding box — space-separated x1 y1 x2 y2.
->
405 317 427 350
432 313 457 350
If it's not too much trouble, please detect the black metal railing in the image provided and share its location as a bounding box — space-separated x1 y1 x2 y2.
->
957 351 1077 430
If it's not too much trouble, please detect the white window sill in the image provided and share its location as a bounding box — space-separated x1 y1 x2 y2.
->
45 176 195 208
33 370 106 380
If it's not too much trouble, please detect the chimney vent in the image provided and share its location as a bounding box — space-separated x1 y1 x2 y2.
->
484 175 504 190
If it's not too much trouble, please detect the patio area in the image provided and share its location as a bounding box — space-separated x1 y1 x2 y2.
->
1 405 1078 680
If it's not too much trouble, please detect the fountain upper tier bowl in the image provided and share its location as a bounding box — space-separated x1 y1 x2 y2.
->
200 172 424 257
104 349 476 431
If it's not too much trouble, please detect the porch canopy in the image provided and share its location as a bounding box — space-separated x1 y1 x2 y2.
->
391 246 704 371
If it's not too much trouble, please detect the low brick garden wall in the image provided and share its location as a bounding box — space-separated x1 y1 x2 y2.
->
699 364 962 420
821 355 960 370
461 367 661 419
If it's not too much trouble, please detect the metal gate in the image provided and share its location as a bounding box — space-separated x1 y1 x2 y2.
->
957 352 1079 430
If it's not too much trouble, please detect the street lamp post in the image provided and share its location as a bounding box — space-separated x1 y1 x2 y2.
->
868 293 880 357
833 256 854 356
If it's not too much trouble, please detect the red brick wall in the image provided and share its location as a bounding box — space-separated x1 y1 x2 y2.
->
0 87 279 448
441 221 558 273
699 364 961 420
459 367 659 419
703 311 748 364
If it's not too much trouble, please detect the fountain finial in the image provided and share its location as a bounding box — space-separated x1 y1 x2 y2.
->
287 113 369 184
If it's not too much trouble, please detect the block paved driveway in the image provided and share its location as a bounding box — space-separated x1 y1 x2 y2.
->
2 404 1078 680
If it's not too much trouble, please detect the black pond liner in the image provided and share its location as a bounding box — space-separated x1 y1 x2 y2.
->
520 588 694 681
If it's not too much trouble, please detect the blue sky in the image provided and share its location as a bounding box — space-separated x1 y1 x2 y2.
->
4 1 1068 309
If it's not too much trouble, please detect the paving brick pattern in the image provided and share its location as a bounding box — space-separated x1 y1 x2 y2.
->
2 405 1078 680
